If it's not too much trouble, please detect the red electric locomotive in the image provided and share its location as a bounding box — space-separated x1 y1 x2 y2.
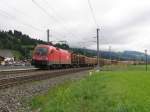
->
31 44 71 68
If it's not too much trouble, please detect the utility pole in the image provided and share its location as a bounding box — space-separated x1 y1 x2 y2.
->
145 49 148 71
83 47 86 56
97 28 100 69
24 47 26 60
78 53 80 67
109 46 111 64
47 29 50 43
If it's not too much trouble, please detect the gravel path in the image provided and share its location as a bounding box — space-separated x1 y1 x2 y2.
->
0 70 90 112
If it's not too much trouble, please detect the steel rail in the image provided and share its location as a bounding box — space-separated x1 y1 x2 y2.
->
0 68 39 76
0 67 92 89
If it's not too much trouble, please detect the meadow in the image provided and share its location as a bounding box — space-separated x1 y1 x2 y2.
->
31 65 150 112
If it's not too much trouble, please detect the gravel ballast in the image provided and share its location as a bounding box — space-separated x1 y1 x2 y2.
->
0 70 90 112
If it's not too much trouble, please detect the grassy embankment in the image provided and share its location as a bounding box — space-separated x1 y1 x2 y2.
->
31 65 150 112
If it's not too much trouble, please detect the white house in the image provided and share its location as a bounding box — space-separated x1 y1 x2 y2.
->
0 49 14 65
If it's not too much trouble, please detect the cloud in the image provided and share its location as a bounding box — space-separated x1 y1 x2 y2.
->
1 0 150 52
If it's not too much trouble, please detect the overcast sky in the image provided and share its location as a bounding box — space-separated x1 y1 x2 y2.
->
0 0 150 52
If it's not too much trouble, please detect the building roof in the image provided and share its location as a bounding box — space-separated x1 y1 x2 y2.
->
0 49 13 58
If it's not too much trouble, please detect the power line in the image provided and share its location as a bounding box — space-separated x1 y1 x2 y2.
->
0 8 44 32
0 1 31 18
33 0 79 38
32 0 55 20
44 0 66 22
87 0 99 27
44 0 81 34
0 2 68 41
0 1 67 39
32 0 80 39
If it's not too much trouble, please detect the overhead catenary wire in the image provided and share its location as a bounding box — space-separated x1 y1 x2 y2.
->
32 0 81 40
0 8 44 32
87 0 99 27
44 0 82 33
0 1 32 19
87 0 101 69
43 0 89 45
33 0 99 48
32 0 77 37
32 0 55 20
32 0 63 38
42 0 75 39
1 1 67 40
0 1 72 43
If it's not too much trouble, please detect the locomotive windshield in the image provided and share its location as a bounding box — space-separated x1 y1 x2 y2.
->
35 47 48 55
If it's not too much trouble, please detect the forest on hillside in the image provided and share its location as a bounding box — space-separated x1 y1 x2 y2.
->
0 30 149 61
0 30 96 59
0 30 46 59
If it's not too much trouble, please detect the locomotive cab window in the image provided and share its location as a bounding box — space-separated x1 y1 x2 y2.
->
35 47 48 55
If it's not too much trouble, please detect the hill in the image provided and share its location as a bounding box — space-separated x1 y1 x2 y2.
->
0 30 149 62
0 30 46 59
71 48 150 62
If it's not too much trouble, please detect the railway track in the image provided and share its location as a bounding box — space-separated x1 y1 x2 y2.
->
0 68 39 75
0 67 92 89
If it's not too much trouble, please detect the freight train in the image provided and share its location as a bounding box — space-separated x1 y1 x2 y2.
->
31 44 97 69
31 44 134 69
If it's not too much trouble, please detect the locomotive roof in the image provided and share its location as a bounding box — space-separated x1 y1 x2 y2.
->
36 44 70 53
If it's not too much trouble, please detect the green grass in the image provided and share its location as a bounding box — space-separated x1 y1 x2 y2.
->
31 66 150 112
102 64 150 71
